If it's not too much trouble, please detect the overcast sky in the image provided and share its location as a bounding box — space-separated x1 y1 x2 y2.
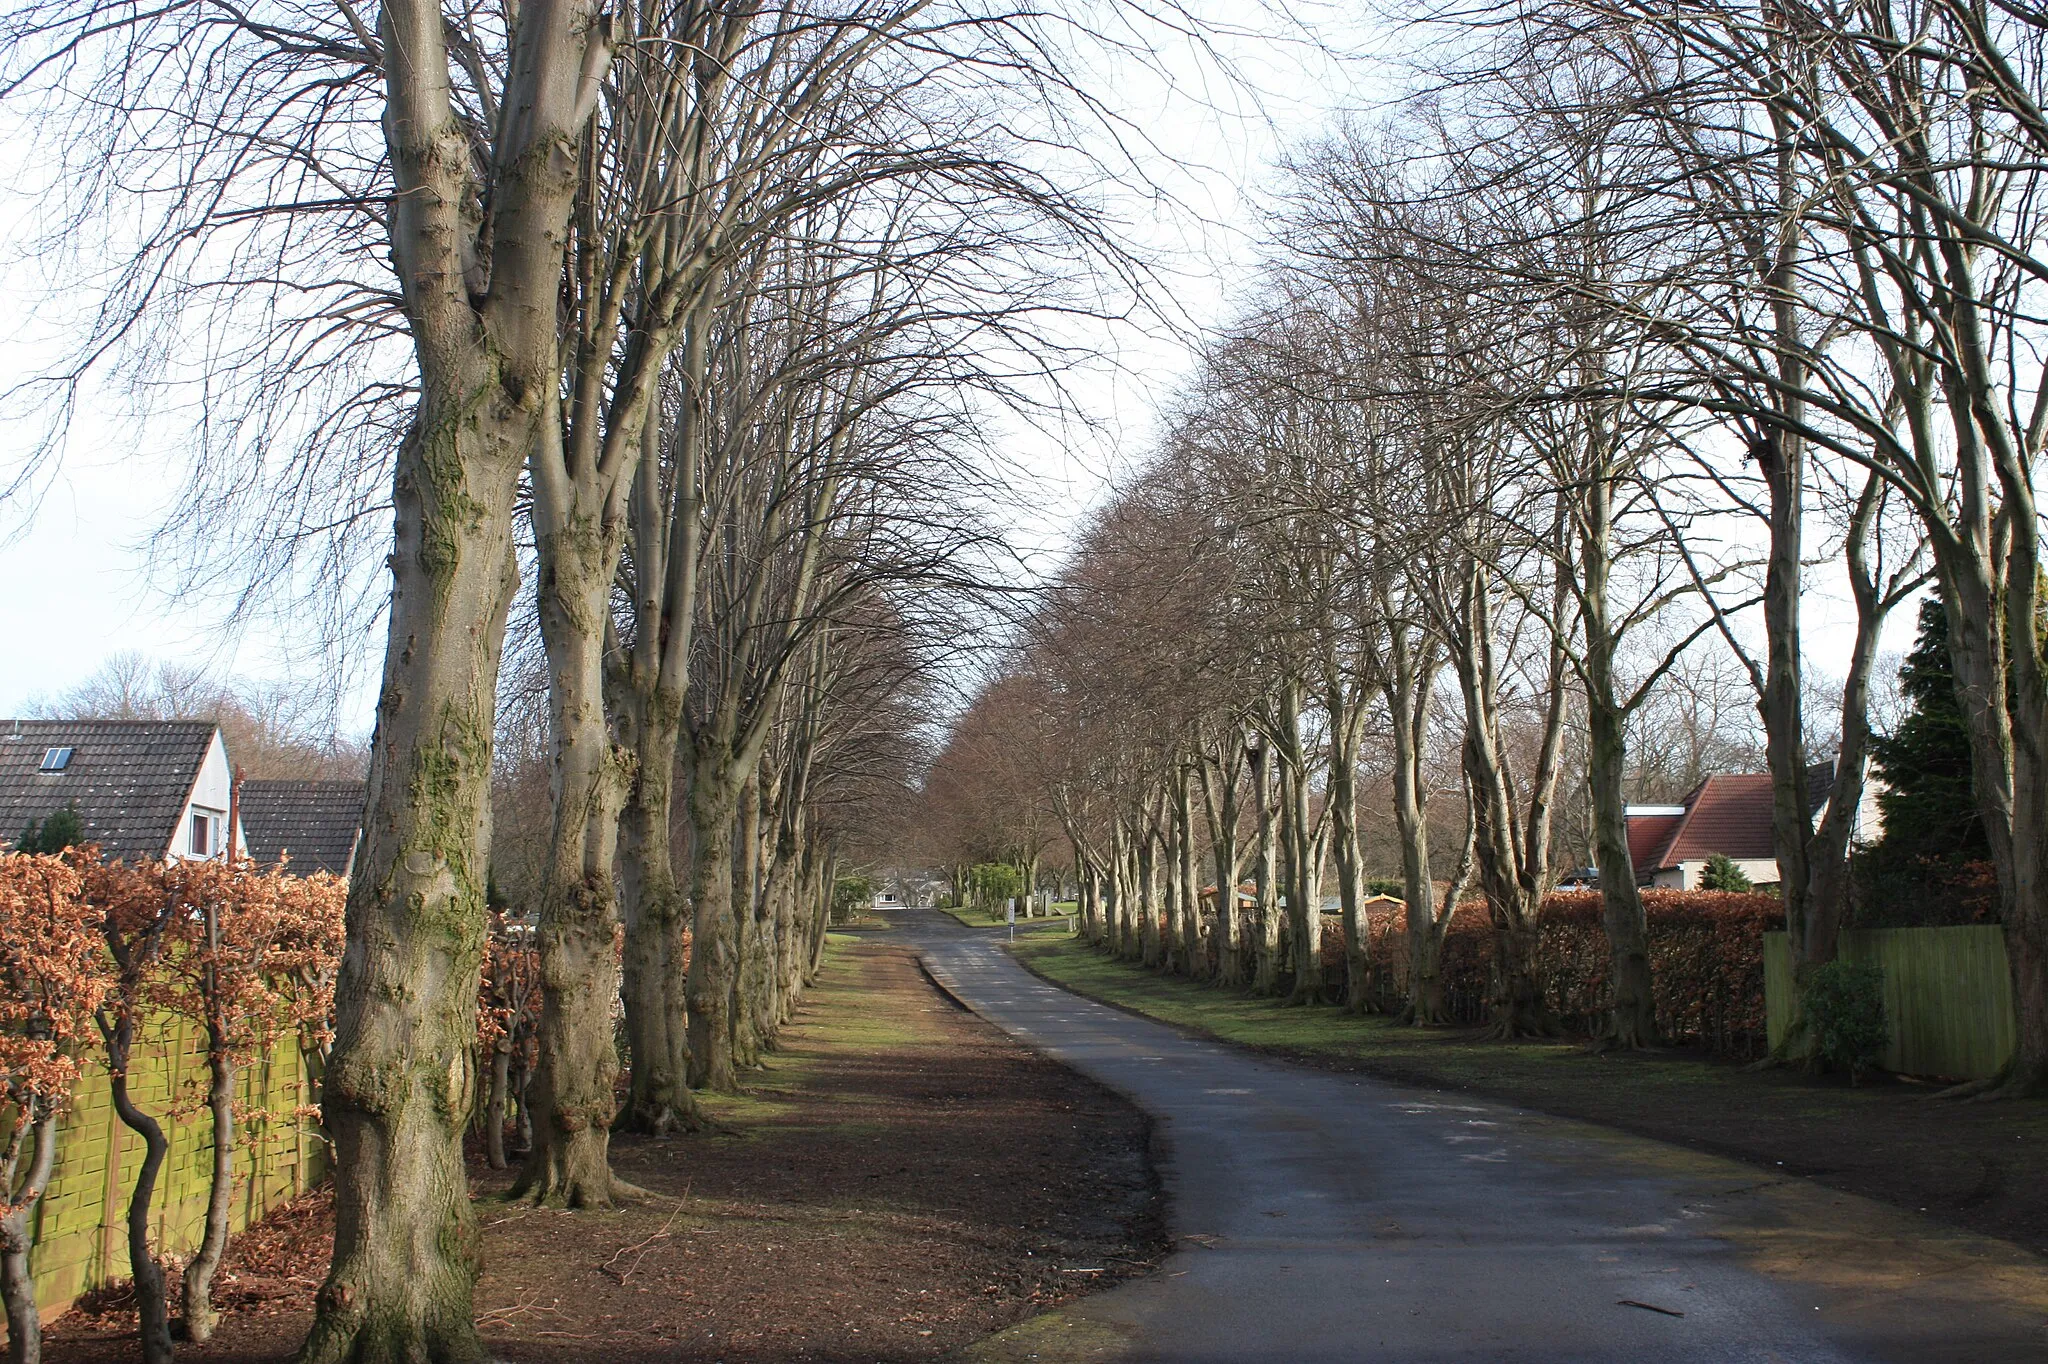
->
0 5 1382 735
0 3 1909 738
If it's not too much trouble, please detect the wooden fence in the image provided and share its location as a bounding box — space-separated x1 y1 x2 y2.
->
27 1015 324 1324
1764 925 2017 1079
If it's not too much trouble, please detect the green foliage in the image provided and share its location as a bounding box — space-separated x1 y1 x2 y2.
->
1700 853 1753 892
968 862 1023 907
15 805 84 854
1364 877 1406 899
1871 598 1989 867
1801 960 1889 1082
831 874 876 922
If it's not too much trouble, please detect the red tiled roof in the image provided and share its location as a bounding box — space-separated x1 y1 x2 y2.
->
1627 813 1683 872
1634 773 1782 871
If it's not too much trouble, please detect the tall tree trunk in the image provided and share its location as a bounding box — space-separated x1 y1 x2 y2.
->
1384 632 1447 1025
1177 775 1204 978
1 1105 58 1364
686 775 742 1093
306 391 524 1364
105 1023 172 1364
1586 688 1655 1047
1137 827 1162 968
1251 743 1281 995
517 506 634 1207
1280 693 1323 1007
1804 477 1902 967
303 0 606 1346
1205 747 1242 987
181 1043 236 1341
1453 570 1562 1039
615 684 700 1134
1328 715 1368 1011
729 774 766 1070
1581 464 1657 1048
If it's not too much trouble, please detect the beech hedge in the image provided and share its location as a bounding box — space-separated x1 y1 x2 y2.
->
1330 891 1782 1055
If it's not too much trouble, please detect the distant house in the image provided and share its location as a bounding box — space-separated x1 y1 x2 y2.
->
240 779 365 876
0 718 240 861
1625 760 1884 889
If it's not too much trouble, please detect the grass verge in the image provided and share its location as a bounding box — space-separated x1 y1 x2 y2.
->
1011 932 2048 1257
940 905 1074 932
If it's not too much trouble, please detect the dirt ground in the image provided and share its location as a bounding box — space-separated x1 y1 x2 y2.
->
49 936 1163 1362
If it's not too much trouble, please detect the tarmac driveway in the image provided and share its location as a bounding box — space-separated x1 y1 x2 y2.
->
903 910 2048 1363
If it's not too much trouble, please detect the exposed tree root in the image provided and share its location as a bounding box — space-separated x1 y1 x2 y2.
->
295 1279 488 1364
617 1095 723 1138
1937 1063 2039 1101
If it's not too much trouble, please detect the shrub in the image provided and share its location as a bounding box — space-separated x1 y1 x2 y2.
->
1700 853 1753 892
1801 960 1889 1082
1349 890 1781 1053
831 874 875 922
13 805 84 854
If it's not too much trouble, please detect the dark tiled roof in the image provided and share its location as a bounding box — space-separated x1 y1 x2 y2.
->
0 719 216 860
241 779 364 875
1805 758 1837 821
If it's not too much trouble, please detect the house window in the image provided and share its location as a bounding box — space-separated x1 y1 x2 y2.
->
39 747 73 772
190 812 213 857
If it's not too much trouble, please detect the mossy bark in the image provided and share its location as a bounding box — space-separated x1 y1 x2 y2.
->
301 0 606 1343
516 509 633 1207
686 780 742 1093
301 369 529 1364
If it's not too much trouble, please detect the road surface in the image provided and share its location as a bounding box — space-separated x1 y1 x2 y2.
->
901 910 2048 1363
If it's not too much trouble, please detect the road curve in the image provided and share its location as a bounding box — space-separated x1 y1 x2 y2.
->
901 910 2048 1364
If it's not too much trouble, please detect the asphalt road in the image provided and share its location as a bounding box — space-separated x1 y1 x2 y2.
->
901 910 2048 1364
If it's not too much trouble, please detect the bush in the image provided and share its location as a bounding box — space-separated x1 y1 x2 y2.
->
14 805 83 855
1342 890 1782 1054
1801 960 1889 1082
831 874 875 922
1700 853 1753 892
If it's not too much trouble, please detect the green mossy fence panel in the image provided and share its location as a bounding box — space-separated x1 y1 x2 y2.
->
1764 925 2016 1079
24 1015 325 1323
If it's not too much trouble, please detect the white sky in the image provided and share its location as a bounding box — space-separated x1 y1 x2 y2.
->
0 3 1911 738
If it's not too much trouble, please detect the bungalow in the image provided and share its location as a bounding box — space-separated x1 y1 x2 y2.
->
1 720 368 874
1625 760 1885 890
0 718 242 861
240 779 365 876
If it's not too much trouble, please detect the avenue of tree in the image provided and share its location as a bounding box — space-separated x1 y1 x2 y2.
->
922 0 2048 1085
0 1 2044 1362
0 1 1159 1360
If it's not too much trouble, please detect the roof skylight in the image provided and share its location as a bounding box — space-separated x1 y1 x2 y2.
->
39 747 73 772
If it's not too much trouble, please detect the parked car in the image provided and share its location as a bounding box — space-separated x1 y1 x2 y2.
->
1557 866 1599 889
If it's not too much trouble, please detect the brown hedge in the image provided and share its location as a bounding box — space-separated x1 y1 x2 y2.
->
1328 891 1782 1054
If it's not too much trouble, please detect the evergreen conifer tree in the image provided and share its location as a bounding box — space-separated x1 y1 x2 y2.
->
1870 598 1989 866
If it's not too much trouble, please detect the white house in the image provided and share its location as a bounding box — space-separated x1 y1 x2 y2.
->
1625 760 1886 890
0 718 242 861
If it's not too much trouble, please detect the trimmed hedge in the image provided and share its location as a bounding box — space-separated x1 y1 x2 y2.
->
1327 891 1781 1054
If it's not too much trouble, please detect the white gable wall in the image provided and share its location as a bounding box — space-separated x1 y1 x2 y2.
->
1653 857 1782 891
166 729 245 861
